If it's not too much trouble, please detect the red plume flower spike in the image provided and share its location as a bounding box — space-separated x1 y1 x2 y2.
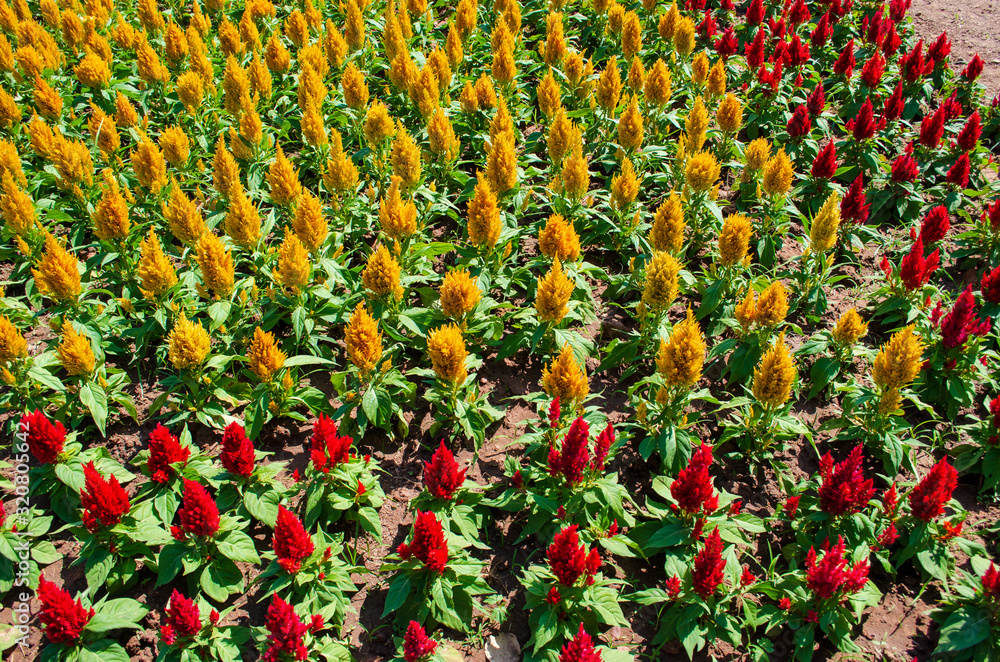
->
164 590 201 640
177 480 220 538
691 527 726 599
817 445 875 516
981 563 1000 600
946 152 971 188
840 174 870 224
273 505 314 574
400 511 448 573
811 141 837 180
19 410 66 465
80 461 130 532
310 414 352 473
919 106 946 148
220 422 255 477
962 53 985 81
981 267 1000 304
263 594 309 662
403 621 438 662
852 97 877 141
548 524 599 587
860 51 885 89
909 458 958 522
590 423 614 473
147 423 190 483
957 111 982 151
37 577 94 644
423 441 467 499
671 443 715 515
899 235 939 291
552 417 590 485
559 623 602 662
786 104 811 138
805 536 869 601
833 39 855 78
941 285 988 350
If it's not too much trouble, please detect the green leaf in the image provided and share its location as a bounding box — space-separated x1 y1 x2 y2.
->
200 559 243 602
935 606 992 653
216 530 260 564
85 600 147 634
78 641 130 662
79 382 109 437
361 388 378 425
85 548 114 594
382 575 410 617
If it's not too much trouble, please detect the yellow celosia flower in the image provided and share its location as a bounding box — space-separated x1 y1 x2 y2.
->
535 258 574 324
379 176 418 242
707 60 726 96
267 145 302 205
752 332 796 407
544 11 566 65
657 308 705 388
163 182 206 243
455 0 476 36
302 107 327 148
284 9 308 48
491 19 516 85
0 171 34 235
92 170 130 241
364 100 395 146
561 145 589 201
137 228 177 299
51 133 94 191
539 214 581 262
323 131 359 194
541 342 589 404
0 138 24 187
345 302 382 376
115 92 139 128
33 234 81 301
297 63 327 111
486 129 518 195
275 232 311 293
650 192 685 254
167 314 210 370
832 309 868 346
58 322 95 376
343 0 365 51
872 325 924 392
362 244 402 299
685 96 708 152
0 315 28 363
408 64 440 119
293 191 328 251
762 149 794 198
427 108 459 161
718 213 752 267
176 70 203 114
223 55 251 113
247 327 286 382
390 125 422 189
164 21 188 65
467 172 501 250
27 114 54 158
324 19 348 68
734 288 756 332
136 34 169 85
674 15 695 55
595 56 622 113
716 93 743 133
195 232 235 297
756 280 788 327
159 126 190 167
265 34 291 73
684 151 720 192
32 76 62 119
547 108 576 166
627 56 646 92
440 269 481 319
621 10 642 59
75 51 110 88
341 61 369 110
642 251 681 313
611 157 639 210
427 323 468 385
475 74 497 109
224 185 262 248
131 136 167 193
810 192 841 253
617 95 643 152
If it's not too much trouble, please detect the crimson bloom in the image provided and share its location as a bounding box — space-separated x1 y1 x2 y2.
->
310 414 352 473
982 267 1000 304
786 105 811 138
884 81 904 122
691 527 726 599
745 28 766 70
962 53 985 81
590 423 613 473
559 623 602 662
548 524 600 587
946 152 971 188
982 563 1000 600
423 441 467 499
714 27 738 59
860 51 885 89
940 285 990 350
901 40 926 82
919 106 946 148
80 461 130 533
920 206 951 245
147 423 190 483
833 39 855 78
890 150 919 183
909 458 958 521
549 417 590 486
957 111 982 152
817 445 875 516
273 505 314 574
928 31 951 64
398 511 448 573
851 97 877 141
746 0 764 25
19 410 66 464
899 235 940 291
811 141 837 180
840 174 870 224
786 36 809 67
984 199 1000 231
263 594 309 662
162 590 201 644
220 422 255 477
548 396 561 428
403 621 438 662
37 577 94 644
671 443 715 515
810 12 831 48
805 536 869 601
176 480 220 538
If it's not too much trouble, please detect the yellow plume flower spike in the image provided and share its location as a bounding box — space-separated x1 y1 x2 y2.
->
752 332 796 408
621 10 642 59
343 0 365 51
265 34 291 73
538 213 581 262
267 144 302 205
292 191 328 252
195 232 235 297
248 326 286 382
177 70 204 113
362 244 401 298
167 314 210 370
345 302 382 376
716 93 743 133
691 52 709 85
544 11 566 65
486 129 518 195
163 182 207 244
440 268 481 319
0 314 27 363
115 91 139 128
762 149 794 198
427 107 458 160
390 124 422 189
535 258 574 324
341 61 369 110
685 96 708 152
657 307 705 388
446 21 463 67
627 56 646 92
541 342 588 405
546 108 575 166
0 170 32 236
538 67 562 119
92 170 130 241
324 20 348 69
707 60 726 96
718 213 752 267
872 325 924 392
159 125 190 167
467 172 502 250
137 228 177 299
611 157 639 210
561 144 589 202
755 280 788 327
642 251 681 314
734 288 756 332
33 234 81 301
275 232 311 293
364 100 396 146
58 321 95 376
74 51 110 88
595 56 622 113
831 308 868 346
224 185 262 248
617 95 643 152
427 323 468 385
379 176 418 242
684 151 720 192
810 192 841 253
130 135 167 193
650 192 685 254
674 15 695 55
744 137 771 171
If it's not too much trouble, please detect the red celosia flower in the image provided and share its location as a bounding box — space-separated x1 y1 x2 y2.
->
220 422 255 477
548 525 596 587
671 443 715 515
984 199 1000 231
398 511 448 573
811 141 837 180
788 0 810 25
607 520 619 537
559 623 602 662
786 105 811 138
164 590 201 641
769 17 786 41
19 410 66 464
946 152 971 188
901 40 926 82
841 174 870 225
941 285 990 350
852 97 877 141
80 461 130 532
746 0 764 24
810 12 831 48
786 36 809 67
943 92 963 121
779 597 791 610
962 53 985 81
310 414 352 473
860 51 885 89
263 594 309 662
715 27 738 59
423 441 467 499
403 621 438 662
982 267 1000 304
882 483 900 518
147 423 190 483
37 577 94 644
817 445 875 516
890 149 919 184
928 31 951 64
740 565 756 586
548 396 561 428
691 527 726 599
889 0 912 22
665 575 682 598
982 563 1000 600
957 111 982 151
940 519 964 540
309 615 324 634
729 500 742 515
549 417 590 485
833 39 855 78
920 206 950 245
805 536 869 601
884 81 904 123
899 235 940 291
806 83 826 117
273 505 314 574
356 478 366 496
696 10 716 40
546 586 562 605
745 29 766 70
177 479 220 538
919 106 946 148
784 495 801 519
210 610 220 626
877 522 899 548
590 423 614 473
909 458 958 522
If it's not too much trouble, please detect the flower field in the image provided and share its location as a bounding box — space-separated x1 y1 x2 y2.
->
1 0 1000 658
